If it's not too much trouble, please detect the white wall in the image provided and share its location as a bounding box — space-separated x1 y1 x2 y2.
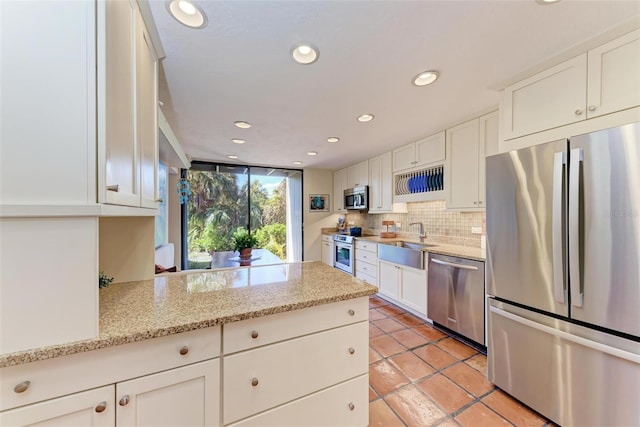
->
303 169 339 261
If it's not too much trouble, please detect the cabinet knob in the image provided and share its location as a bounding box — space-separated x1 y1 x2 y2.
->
478 201 483 204
251 378 259 387
574 109 583 116
155 198 164 203
179 346 189 355
588 105 596 112
95 402 107 413
348 309 355 316
251 330 259 339
473 201 478 205
106 184 119 192
119 395 130 406
348 402 355 411
348 347 355 355
13 380 30 394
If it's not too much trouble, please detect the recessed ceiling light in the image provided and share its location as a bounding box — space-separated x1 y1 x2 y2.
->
357 114 375 123
412 70 439 87
166 0 207 29
228 155 238 159
293 161 303 165
234 121 252 129
231 139 245 144
307 151 318 156
327 137 340 143
291 44 319 65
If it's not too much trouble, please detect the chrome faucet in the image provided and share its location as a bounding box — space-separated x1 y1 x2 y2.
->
409 221 427 242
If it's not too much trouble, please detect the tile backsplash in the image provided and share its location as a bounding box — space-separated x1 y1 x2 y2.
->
345 201 485 248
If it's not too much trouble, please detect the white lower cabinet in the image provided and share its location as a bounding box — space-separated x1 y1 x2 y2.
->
378 260 428 318
321 234 334 266
228 375 368 427
0 386 114 427
355 240 377 285
116 359 219 427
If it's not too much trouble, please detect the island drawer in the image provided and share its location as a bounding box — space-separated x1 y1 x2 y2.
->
223 297 368 354
228 374 368 427
0 326 221 411
223 321 368 424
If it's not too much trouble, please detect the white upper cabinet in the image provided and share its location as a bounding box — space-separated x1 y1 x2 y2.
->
446 111 498 210
368 152 393 213
393 132 445 172
503 29 640 140
346 160 369 188
333 168 347 213
586 29 640 119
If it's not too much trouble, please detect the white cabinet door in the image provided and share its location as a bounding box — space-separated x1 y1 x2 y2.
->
478 111 498 206
137 17 159 209
116 359 220 427
346 160 368 188
333 168 346 212
415 131 445 168
587 29 640 119
503 54 587 140
378 261 400 300
392 143 416 172
368 152 392 213
100 0 139 207
399 266 428 317
0 386 114 427
321 241 334 266
446 119 480 209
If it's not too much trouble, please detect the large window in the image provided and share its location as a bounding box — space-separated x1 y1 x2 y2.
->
182 162 302 269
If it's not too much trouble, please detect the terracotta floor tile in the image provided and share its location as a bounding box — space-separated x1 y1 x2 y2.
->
482 389 547 427
413 345 457 370
369 308 387 321
464 354 487 375
412 324 447 341
455 402 511 427
417 373 474 413
437 337 478 360
369 399 404 427
395 312 426 327
369 296 390 308
390 328 429 349
377 303 407 317
442 363 495 397
373 317 406 334
385 385 447 427
435 418 462 427
369 347 383 364
388 351 435 381
369 386 379 402
369 323 385 338
370 334 407 358
369 360 410 396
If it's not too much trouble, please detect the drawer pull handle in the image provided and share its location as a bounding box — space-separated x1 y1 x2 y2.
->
179 346 189 355
106 184 119 192
13 381 30 394
155 198 164 203
251 330 259 339
348 402 355 411
251 378 259 387
348 347 355 355
119 395 130 406
95 402 107 413
348 309 355 316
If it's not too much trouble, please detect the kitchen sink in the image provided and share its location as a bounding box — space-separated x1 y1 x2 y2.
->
378 241 434 269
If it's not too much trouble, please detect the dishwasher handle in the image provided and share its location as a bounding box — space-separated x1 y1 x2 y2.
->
430 258 478 271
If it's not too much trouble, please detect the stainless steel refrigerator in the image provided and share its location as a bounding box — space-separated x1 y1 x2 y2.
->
486 122 640 427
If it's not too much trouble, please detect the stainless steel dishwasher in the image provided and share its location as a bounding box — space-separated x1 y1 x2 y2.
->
427 253 485 346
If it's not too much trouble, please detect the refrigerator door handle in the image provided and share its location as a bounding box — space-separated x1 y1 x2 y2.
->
552 151 567 304
430 258 479 271
569 147 584 307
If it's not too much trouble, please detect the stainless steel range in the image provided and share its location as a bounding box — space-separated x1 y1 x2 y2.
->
333 234 354 274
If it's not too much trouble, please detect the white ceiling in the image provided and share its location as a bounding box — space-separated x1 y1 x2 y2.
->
148 0 640 170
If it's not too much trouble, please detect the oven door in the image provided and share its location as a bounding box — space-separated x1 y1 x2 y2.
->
334 242 353 274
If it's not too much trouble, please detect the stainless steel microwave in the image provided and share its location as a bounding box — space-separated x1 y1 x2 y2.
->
344 186 368 211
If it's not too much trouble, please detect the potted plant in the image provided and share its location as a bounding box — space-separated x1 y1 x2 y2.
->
232 227 258 259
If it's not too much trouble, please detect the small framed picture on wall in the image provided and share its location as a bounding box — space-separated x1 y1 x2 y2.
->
309 194 329 212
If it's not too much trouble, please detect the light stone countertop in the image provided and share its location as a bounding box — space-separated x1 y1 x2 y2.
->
0 262 377 368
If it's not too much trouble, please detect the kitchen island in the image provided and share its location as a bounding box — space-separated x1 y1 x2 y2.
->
0 262 377 426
